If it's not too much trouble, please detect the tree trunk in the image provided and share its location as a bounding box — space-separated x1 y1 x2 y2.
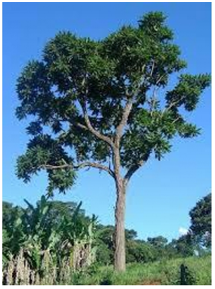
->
114 178 126 272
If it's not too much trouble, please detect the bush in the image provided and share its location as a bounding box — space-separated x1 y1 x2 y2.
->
100 270 113 285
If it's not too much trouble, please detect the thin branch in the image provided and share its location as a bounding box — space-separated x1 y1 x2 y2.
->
155 73 166 86
63 113 88 131
162 95 185 116
79 101 115 149
115 68 149 146
77 162 115 177
150 60 155 77
171 116 181 124
115 98 133 145
148 86 159 117
39 164 73 170
76 122 88 131
38 161 115 178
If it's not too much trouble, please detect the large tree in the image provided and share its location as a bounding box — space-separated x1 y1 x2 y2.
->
16 12 210 271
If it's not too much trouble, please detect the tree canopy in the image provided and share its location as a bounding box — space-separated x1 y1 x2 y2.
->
16 11 210 196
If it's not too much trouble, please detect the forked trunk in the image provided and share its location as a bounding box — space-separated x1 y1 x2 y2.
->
114 179 126 272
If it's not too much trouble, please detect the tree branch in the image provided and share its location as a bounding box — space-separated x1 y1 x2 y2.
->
63 113 89 131
79 101 115 149
77 162 114 178
147 86 158 117
150 60 155 77
38 161 115 178
124 160 144 184
162 95 185 115
76 122 88 131
115 70 147 146
155 73 166 86
115 98 133 146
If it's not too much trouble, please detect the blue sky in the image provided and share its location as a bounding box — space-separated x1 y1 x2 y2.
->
3 2 211 241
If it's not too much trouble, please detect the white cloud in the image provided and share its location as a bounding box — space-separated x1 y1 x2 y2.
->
179 227 188 236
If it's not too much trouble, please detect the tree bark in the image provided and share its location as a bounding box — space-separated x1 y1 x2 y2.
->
114 178 126 272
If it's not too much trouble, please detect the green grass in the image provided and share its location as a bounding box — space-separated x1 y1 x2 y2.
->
70 255 211 285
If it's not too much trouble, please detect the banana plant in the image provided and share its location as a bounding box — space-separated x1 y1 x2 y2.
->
58 203 98 270
19 196 57 274
3 194 98 283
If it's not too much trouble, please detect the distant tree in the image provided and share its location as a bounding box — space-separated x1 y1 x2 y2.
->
147 235 169 259
97 225 137 248
97 225 115 251
147 236 168 248
3 201 15 229
2 202 26 265
126 240 156 263
16 11 210 271
96 241 113 265
46 200 86 226
169 234 194 257
3 202 23 231
125 229 138 241
189 193 211 248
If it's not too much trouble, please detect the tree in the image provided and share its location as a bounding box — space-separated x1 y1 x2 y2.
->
189 193 211 248
3 201 20 230
170 234 194 258
125 229 138 241
16 12 210 271
126 240 156 264
2 202 25 259
147 236 168 248
147 236 168 259
45 200 86 226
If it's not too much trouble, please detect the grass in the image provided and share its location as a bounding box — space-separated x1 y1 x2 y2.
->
70 255 211 285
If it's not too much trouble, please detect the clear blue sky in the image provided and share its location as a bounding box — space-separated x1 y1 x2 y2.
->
3 2 211 241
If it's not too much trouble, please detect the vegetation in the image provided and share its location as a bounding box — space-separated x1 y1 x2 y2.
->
2 197 97 285
190 193 211 248
2 193 211 285
15 11 210 271
70 255 211 285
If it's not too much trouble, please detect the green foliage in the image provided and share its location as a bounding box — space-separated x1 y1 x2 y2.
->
96 242 112 266
2 202 25 261
72 255 211 285
126 240 156 263
2 192 212 285
2 196 97 284
147 235 168 248
189 193 211 248
166 74 211 112
138 12 174 42
169 234 195 258
179 263 196 285
15 11 210 195
16 135 76 196
99 269 113 285
95 224 208 267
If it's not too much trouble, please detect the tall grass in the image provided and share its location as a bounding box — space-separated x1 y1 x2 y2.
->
69 255 211 285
